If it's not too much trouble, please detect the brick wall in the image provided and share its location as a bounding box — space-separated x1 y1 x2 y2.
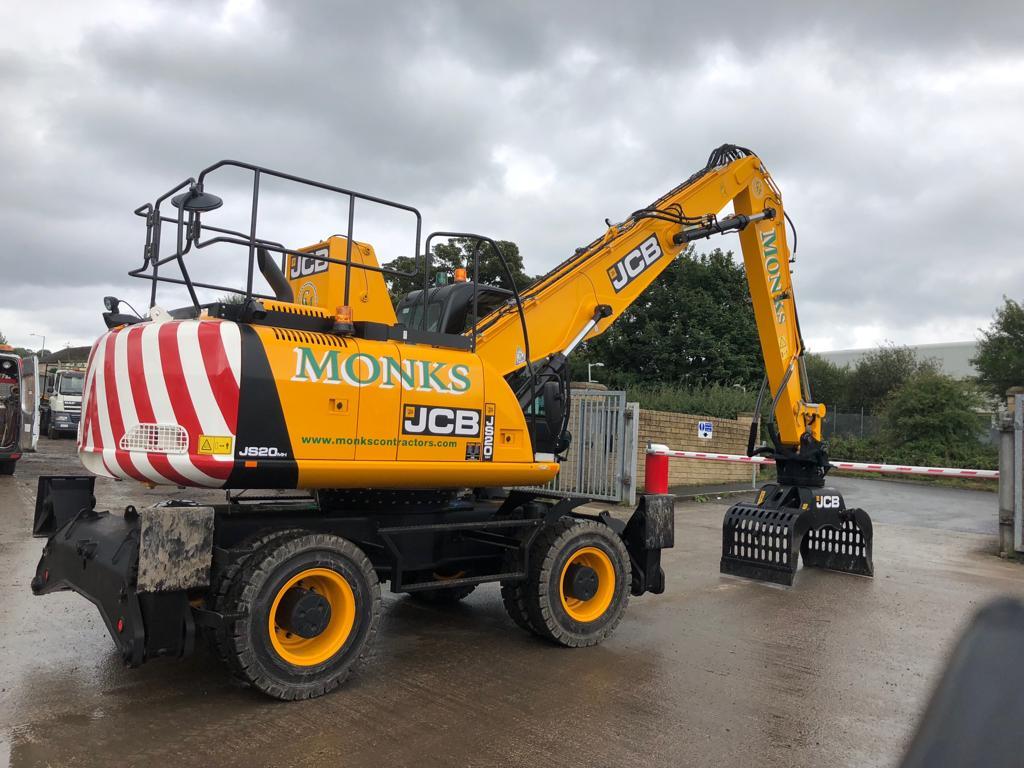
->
635 409 756 491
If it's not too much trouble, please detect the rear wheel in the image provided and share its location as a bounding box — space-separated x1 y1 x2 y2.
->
221 533 381 700
525 519 630 648
0 460 15 476
204 528 304 661
500 579 536 634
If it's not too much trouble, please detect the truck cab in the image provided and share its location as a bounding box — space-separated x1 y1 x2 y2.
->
0 348 23 474
42 369 84 439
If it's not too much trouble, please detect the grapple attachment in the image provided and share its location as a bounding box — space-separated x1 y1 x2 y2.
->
720 484 873 586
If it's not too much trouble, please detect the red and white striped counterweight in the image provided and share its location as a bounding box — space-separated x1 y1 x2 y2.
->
78 319 241 488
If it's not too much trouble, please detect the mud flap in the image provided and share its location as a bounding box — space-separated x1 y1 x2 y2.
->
30 495 215 666
720 484 873 586
621 493 675 595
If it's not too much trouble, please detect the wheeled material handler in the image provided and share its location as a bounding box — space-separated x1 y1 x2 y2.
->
31 145 872 699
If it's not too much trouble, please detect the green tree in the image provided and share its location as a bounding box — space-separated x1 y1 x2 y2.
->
576 248 763 389
0 329 6 345
431 238 533 290
876 370 989 465
382 238 533 299
803 354 851 407
844 343 937 411
972 297 1024 398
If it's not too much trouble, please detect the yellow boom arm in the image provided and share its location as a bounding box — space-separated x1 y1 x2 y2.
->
474 145 824 450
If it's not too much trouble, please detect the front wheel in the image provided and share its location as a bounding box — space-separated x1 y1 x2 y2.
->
525 519 631 648
220 533 381 700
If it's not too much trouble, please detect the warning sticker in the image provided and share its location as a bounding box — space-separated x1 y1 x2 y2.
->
198 435 234 455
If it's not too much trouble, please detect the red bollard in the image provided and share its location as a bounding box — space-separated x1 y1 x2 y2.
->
645 449 669 494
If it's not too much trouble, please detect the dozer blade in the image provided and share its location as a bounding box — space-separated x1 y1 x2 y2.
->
720 484 873 586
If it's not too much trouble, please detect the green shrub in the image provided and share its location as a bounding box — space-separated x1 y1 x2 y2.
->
828 435 997 470
827 369 997 471
620 383 757 420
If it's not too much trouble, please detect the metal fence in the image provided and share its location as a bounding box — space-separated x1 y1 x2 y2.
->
822 409 882 439
519 390 639 505
824 407 999 446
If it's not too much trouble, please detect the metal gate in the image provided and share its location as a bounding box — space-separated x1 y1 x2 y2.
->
520 389 639 505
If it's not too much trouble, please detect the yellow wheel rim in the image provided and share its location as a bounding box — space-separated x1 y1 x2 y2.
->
559 547 615 623
268 568 355 667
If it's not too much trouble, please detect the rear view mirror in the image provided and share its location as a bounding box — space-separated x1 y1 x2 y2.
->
103 296 120 313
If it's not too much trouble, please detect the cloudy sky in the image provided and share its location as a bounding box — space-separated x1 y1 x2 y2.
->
2 1 1022 354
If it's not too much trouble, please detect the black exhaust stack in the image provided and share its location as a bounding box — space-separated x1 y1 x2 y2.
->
257 247 294 303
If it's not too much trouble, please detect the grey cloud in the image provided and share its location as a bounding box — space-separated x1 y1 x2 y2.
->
0 0 1021 352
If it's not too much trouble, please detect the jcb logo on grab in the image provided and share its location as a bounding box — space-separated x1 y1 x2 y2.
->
815 495 842 509
402 406 481 437
607 235 663 293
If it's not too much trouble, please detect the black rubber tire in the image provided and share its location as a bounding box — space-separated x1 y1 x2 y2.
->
47 424 58 440
525 518 631 648
409 584 477 605
0 460 15 476
500 579 537 634
203 528 305 662
220 533 381 700
501 519 578 636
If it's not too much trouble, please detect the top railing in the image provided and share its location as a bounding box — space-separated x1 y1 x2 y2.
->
130 159 424 310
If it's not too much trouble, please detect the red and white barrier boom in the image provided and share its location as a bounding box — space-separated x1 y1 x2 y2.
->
643 443 998 494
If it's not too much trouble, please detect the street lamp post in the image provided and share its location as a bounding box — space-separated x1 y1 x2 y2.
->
587 362 605 383
29 333 45 355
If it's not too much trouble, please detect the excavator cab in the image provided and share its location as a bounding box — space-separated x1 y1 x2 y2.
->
395 281 511 335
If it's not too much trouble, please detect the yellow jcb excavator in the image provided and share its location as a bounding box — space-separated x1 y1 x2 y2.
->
30 144 872 699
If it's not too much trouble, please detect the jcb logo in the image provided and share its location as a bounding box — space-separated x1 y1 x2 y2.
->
607 235 663 293
402 406 480 437
815 495 841 509
289 249 329 279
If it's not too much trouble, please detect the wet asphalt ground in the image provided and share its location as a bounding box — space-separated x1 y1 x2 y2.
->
0 439 1018 768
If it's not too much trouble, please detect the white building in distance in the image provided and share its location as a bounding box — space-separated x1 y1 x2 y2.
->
816 341 979 379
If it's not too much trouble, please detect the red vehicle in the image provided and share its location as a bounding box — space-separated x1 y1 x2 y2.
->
0 346 23 475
